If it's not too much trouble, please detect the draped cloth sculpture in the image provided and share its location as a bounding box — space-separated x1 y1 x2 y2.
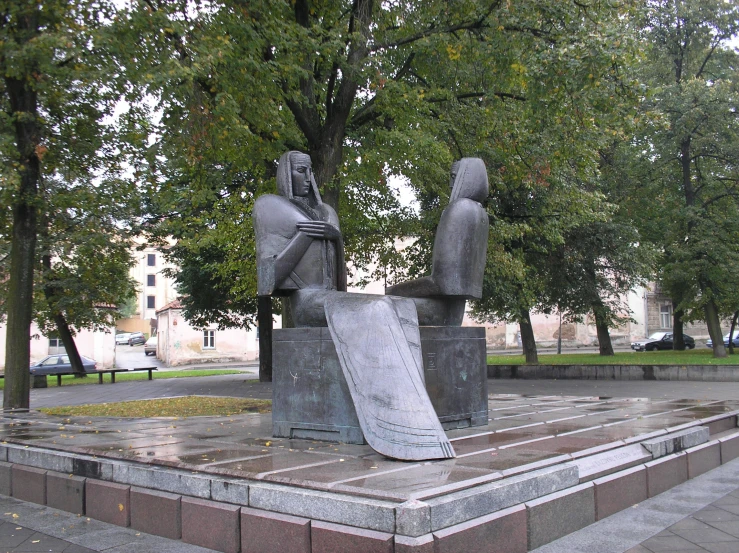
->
253 151 455 461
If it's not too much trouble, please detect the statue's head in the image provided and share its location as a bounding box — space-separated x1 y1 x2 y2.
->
450 158 488 204
276 151 322 206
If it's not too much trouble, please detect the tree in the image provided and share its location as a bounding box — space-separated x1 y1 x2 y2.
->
0 0 143 408
625 0 739 358
118 0 642 355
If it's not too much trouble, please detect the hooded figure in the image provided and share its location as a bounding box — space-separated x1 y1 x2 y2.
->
386 157 489 325
253 151 346 325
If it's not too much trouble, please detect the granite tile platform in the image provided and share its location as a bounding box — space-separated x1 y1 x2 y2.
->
1 394 738 552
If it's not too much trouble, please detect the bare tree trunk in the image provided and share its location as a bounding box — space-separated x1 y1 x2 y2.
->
519 309 538 364
592 304 614 356
41 250 85 376
728 311 738 355
257 296 272 382
3 8 42 410
705 298 727 358
672 303 685 350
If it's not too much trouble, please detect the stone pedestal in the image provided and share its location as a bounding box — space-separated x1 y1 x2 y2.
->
420 326 488 430
272 326 488 443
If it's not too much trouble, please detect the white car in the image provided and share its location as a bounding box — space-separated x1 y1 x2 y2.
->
115 333 132 345
144 336 157 356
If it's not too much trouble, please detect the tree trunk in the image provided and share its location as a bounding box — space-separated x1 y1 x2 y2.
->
257 296 272 382
41 252 85 376
592 304 614 356
704 298 727 358
53 314 86 377
3 11 42 410
519 309 538 364
729 311 738 355
672 303 685 351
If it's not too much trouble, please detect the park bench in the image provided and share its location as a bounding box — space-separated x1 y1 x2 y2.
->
0 367 159 388
95 367 158 384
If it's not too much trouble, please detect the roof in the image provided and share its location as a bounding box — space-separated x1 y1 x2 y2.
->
156 299 183 314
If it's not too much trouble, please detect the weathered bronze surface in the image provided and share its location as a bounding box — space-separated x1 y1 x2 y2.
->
254 151 455 461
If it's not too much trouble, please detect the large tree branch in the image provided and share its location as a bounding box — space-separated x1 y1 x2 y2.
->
371 0 502 51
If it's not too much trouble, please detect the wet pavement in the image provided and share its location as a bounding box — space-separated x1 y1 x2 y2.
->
5 393 739 502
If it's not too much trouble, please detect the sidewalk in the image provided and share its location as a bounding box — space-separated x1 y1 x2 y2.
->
533 456 739 553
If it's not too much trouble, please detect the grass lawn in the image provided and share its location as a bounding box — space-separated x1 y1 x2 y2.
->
0 369 245 390
39 396 271 418
487 349 739 366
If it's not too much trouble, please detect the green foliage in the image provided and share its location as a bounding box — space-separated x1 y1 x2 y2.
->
621 0 739 336
0 0 145 335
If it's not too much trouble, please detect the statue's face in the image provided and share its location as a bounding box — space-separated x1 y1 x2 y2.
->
450 161 461 189
291 155 312 197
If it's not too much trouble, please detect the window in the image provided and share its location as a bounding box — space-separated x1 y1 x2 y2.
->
203 330 215 349
147 253 156 267
660 304 672 329
147 295 156 309
48 337 65 355
147 274 156 287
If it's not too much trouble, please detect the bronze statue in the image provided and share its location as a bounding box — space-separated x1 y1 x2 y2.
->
253 151 455 461
386 157 489 325
253 151 346 327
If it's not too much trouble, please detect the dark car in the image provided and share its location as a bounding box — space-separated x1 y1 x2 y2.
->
706 331 739 348
30 354 97 376
631 332 695 352
128 332 146 346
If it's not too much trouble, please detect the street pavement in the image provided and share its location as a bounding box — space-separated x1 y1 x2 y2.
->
13 374 739 552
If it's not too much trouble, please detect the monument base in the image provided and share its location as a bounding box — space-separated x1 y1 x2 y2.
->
272 326 488 443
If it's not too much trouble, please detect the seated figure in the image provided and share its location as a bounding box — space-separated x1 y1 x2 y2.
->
253 151 346 327
386 157 489 326
253 151 455 461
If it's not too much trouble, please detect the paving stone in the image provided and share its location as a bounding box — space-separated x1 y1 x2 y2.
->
687 441 722 479
182 496 240 553
694 507 739 523
426 464 578 530
6 445 75 473
395 499 431 537
640 533 705 551
594 465 648 521
112 463 212 499
720 435 739 464
248 481 397 533
526 482 595 549
11 465 46 505
311 520 394 553
646 453 688 497
130 487 181 540
700 543 739 553
395 534 435 553
706 416 737 436
240 507 310 553
703 521 739 539
211 478 249 505
0 461 12 496
86 479 130 527
432 504 527 553
574 444 651 482
46 471 85 515
671 524 738 543
642 427 710 459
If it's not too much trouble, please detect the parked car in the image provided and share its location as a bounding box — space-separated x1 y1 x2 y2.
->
115 333 132 345
144 336 157 356
631 332 695 352
706 331 739 348
128 332 146 346
30 355 97 376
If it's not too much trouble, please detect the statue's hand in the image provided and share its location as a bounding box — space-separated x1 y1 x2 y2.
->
296 221 341 240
